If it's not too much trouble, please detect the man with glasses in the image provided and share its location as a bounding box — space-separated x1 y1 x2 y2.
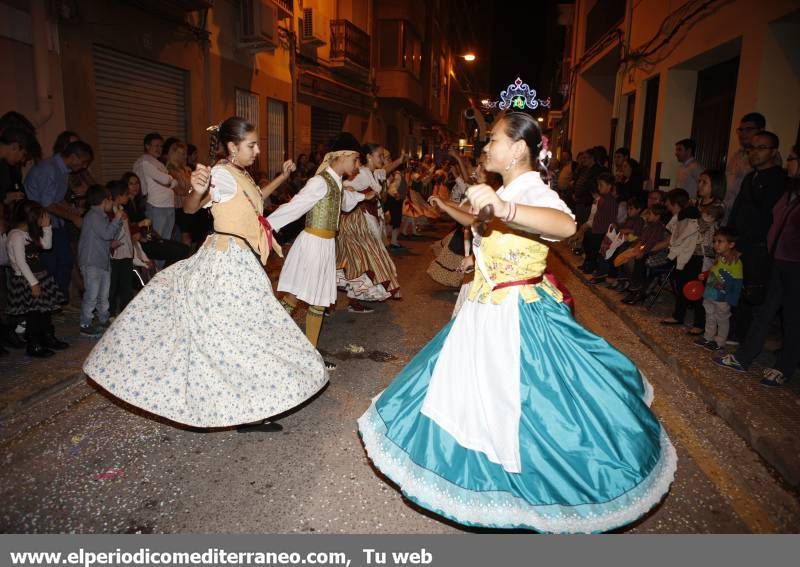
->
715 144 800 386
724 130 785 343
724 112 766 222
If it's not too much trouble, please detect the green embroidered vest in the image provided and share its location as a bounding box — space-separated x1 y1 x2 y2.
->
305 170 343 233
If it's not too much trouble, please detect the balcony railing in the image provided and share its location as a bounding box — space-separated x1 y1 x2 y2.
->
330 19 370 71
272 0 293 17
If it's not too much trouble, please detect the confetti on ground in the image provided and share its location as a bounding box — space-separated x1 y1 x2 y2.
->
94 468 125 481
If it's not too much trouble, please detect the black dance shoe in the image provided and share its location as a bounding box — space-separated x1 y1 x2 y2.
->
26 343 55 358
236 420 284 433
1 327 25 349
43 335 70 350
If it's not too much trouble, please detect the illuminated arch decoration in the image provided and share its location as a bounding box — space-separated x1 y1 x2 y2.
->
482 77 551 111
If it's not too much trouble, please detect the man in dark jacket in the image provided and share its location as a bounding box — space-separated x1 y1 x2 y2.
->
715 164 799 386
726 130 786 341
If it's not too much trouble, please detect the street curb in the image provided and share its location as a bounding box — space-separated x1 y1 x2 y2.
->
551 245 800 490
0 370 86 421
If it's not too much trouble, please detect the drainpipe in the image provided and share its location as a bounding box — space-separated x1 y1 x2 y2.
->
289 25 297 159
201 8 213 158
31 0 53 128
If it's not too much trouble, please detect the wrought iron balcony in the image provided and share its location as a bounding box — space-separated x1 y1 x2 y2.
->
330 19 371 73
272 0 294 18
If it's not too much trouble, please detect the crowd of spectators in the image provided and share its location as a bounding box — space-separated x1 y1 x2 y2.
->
550 112 799 387
2 109 797 387
0 111 205 357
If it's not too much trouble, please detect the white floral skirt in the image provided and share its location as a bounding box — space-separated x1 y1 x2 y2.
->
83 235 328 428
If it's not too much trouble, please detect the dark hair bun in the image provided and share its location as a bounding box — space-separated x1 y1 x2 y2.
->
212 116 256 161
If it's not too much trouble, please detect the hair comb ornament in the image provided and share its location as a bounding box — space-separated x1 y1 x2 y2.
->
481 77 551 111
206 123 221 164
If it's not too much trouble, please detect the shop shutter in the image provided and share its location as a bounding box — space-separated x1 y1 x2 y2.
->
93 45 187 182
311 106 344 153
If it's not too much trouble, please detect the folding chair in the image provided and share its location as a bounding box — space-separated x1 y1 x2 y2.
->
644 262 675 309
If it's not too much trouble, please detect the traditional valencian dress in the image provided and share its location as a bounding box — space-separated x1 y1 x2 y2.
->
269 166 365 308
427 227 469 288
83 162 328 428
336 166 401 301
358 171 677 533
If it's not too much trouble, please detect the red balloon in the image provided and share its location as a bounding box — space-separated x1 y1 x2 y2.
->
683 280 705 301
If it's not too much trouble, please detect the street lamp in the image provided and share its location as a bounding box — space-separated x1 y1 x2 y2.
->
462 53 476 62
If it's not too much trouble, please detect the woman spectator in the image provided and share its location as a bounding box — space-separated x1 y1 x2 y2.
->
619 158 645 202
121 171 189 267
166 142 193 246
186 144 199 172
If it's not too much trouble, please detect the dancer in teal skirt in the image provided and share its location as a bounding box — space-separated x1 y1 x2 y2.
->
357 113 676 533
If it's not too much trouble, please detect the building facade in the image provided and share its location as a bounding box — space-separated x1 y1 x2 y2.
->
371 0 485 159
558 0 799 187
1 0 479 183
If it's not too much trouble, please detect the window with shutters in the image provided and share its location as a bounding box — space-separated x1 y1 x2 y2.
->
266 99 287 180
235 89 261 170
378 19 422 79
691 57 740 172
235 89 260 133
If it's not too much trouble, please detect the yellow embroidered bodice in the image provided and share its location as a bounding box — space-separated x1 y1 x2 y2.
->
467 220 563 305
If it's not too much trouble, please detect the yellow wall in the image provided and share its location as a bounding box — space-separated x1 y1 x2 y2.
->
46 0 300 177
0 1 67 154
570 0 800 181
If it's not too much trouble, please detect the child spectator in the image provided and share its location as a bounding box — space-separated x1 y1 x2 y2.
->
696 227 742 352
107 181 136 317
662 189 704 333
646 190 664 208
6 200 68 357
78 185 124 336
620 203 671 302
0 204 10 356
580 172 617 274
695 169 726 270
591 197 645 284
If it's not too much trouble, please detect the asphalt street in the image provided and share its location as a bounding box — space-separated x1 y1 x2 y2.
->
1 227 799 533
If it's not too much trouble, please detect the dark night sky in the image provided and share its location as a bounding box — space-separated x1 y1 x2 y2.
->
489 2 555 101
